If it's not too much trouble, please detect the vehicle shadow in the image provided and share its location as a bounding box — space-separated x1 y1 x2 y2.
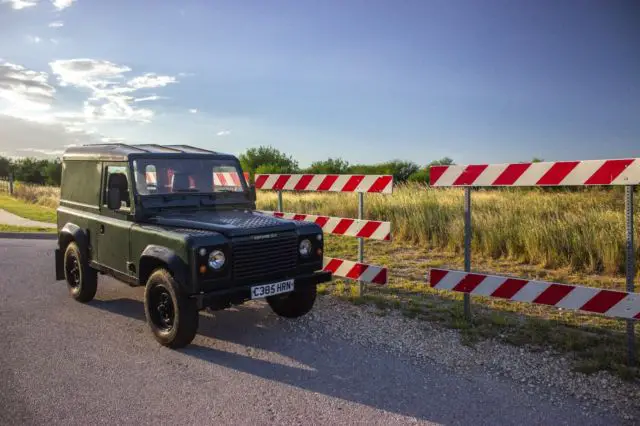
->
89 295 553 424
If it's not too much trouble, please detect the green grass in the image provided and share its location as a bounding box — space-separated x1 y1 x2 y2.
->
0 224 56 233
0 194 57 223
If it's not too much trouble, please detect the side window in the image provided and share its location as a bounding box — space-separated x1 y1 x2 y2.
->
103 165 131 209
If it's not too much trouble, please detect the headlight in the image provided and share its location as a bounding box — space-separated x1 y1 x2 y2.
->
208 250 226 270
299 239 312 257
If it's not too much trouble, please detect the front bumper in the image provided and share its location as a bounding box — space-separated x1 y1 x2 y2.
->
192 270 332 310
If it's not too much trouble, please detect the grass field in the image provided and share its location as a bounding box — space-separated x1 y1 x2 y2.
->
3 181 640 377
0 224 56 233
0 193 57 223
258 184 637 275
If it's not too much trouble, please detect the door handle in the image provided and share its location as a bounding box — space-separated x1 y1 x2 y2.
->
99 224 105 234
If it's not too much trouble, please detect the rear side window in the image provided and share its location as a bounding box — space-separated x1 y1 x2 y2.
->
60 160 101 206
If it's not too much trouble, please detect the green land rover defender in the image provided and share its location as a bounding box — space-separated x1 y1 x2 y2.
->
54 144 331 348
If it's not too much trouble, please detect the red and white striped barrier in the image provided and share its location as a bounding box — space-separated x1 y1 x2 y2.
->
255 174 394 194
430 159 640 187
213 172 245 187
261 211 391 241
146 171 249 186
430 269 640 320
324 258 387 284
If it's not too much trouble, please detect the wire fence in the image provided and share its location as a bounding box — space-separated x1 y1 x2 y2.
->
0 175 13 194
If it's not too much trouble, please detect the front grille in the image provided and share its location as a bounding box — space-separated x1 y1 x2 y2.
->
232 232 298 281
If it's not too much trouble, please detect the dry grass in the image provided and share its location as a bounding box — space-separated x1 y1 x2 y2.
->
11 183 60 209
257 183 636 275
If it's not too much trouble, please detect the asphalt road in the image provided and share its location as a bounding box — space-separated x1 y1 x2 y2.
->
0 238 623 425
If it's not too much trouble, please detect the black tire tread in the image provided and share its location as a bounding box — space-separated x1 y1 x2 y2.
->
64 242 98 303
144 268 199 348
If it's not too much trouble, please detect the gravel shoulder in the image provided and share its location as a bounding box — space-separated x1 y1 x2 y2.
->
301 296 640 423
1 238 638 425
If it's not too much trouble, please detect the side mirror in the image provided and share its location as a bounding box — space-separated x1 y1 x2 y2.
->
107 187 122 210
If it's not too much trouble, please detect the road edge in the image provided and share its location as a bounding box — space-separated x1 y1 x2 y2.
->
0 232 57 240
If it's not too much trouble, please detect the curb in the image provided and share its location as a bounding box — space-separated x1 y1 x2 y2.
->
0 232 57 240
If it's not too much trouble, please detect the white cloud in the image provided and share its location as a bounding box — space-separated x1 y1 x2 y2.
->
50 59 131 89
133 95 166 103
216 130 231 136
27 35 42 43
19 147 64 156
189 108 198 114
48 21 64 28
52 0 75 10
50 38 59 44
0 115 99 158
127 73 177 90
0 61 55 111
2 0 38 10
49 59 177 124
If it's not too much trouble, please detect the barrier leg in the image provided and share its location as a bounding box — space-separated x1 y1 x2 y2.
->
277 190 283 212
358 192 365 296
464 187 472 320
625 185 636 365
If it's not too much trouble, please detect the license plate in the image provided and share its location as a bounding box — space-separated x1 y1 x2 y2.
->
250 279 295 299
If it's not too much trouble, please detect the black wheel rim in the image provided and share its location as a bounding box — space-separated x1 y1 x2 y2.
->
66 255 81 288
149 286 175 332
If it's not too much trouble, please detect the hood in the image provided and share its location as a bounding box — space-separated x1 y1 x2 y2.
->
147 209 297 237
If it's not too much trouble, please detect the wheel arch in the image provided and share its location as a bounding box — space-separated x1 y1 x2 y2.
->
139 245 189 290
58 223 89 258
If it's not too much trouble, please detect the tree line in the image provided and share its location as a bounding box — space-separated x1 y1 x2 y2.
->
0 146 455 186
0 156 62 186
238 146 454 184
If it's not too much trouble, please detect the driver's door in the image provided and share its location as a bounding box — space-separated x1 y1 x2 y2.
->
97 163 134 277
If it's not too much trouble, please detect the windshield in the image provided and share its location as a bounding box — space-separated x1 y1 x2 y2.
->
132 158 247 195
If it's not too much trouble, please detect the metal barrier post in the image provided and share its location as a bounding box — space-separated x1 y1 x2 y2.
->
625 185 636 365
358 192 365 296
277 190 283 212
464 187 472 320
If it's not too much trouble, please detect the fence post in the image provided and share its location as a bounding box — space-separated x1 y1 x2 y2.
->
357 191 365 296
625 185 636 365
464 187 472 320
277 190 283 212
9 173 14 195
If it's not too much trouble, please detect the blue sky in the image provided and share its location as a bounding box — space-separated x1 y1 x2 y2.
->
0 0 638 166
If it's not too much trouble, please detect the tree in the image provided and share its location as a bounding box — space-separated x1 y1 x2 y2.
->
305 158 350 174
44 159 62 186
239 146 299 178
425 157 456 185
12 158 47 184
0 156 11 177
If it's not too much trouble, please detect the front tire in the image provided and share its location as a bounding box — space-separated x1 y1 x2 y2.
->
267 285 317 318
144 269 199 348
63 242 98 303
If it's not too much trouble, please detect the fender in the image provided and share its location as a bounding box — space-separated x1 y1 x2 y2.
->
58 223 90 258
56 223 90 280
139 245 190 290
